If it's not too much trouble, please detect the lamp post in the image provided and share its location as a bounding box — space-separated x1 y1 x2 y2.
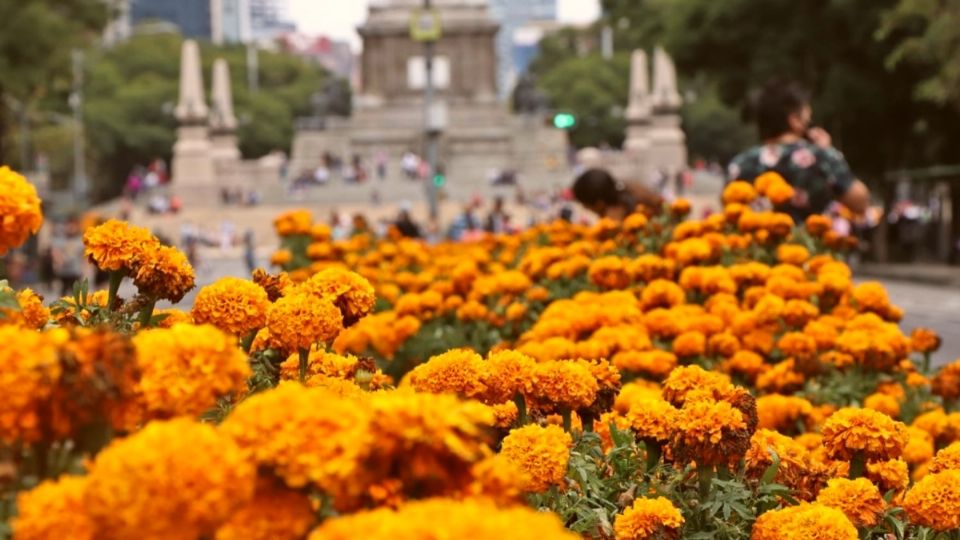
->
411 0 442 221
69 49 88 206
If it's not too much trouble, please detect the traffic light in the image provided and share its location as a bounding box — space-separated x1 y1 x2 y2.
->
432 172 446 187
553 112 576 129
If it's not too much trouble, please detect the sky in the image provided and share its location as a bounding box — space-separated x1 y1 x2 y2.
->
288 0 601 50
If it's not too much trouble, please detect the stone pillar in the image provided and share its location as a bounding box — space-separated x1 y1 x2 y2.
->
209 58 241 162
624 49 652 156
172 39 216 196
648 47 687 176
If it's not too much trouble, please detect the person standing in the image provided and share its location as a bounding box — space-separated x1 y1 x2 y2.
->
727 79 870 220
50 217 85 296
243 230 256 274
375 150 388 181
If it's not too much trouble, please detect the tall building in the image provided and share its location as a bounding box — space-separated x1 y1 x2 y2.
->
487 0 557 99
249 0 296 41
212 0 252 44
130 0 212 39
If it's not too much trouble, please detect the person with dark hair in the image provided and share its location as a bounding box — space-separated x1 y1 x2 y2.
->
728 79 870 220
571 168 663 220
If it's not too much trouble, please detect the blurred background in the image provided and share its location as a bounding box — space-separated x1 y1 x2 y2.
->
0 0 958 358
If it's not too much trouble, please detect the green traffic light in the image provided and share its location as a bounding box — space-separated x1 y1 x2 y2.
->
432 174 445 187
553 113 576 129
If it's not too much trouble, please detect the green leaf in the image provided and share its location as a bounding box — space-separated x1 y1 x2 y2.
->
760 448 781 484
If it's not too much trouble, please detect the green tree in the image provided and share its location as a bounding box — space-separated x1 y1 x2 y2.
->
0 0 108 168
82 32 332 200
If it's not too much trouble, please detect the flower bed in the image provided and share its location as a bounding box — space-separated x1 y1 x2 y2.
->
1 166 958 539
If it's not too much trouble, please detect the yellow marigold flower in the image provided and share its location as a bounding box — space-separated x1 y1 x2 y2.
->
527 285 550 302
755 359 805 394
588 256 632 290
529 360 599 413
221 383 373 496
821 407 908 462
776 244 810 266
755 172 795 205
405 348 487 399
132 244 196 302
661 365 732 407
613 496 684 540
505 301 527 321
132 323 250 419
910 327 941 354
806 214 832 236
0 326 59 443
815 477 885 527
721 350 768 382
629 254 676 282
933 360 960 402
296 267 376 326
722 180 758 205
708 331 741 358
756 393 814 432
912 408 949 440
670 398 751 466
214 481 316 540
781 299 818 328
307 497 578 540
866 458 909 493
482 349 537 403
251 268 291 301
191 277 270 336
672 330 706 358
267 293 343 352
612 349 677 380
623 211 649 232
752 503 857 540
640 279 686 309
12 475 93 540
83 219 159 273
154 308 193 327
669 198 691 217
85 418 255 540
903 469 960 531
0 166 43 255
930 441 960 473
273 209 312 236
457 299 490 322
500 424 572 492
624 396 678 443
778 331 817 360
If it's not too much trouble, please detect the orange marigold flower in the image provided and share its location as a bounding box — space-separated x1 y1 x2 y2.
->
405 348 487 399
296 267 376 326
670 398 750 466
903 426 935 465
482 349 537 404
911 327 941 354
623 396 678 443
863 392 901 419
588 256 632 290
815 477 885 527
214 481 316 540
756 394 814 432
639 279 686 309
612 349 677 380
866 458 909 493
722 180 758 205
777 332 817 360
84 418 255 540
83 219 159 273
266 293 344 352
932 360 960 402
529 360 599 413
805 214 832 236
672 330 706 358
12 475 94 540
776 244 810 266
191 277 270 336
500 424 572 493
752 503 857 540
903 469 960 531
0 327 61 443
821 407 908 462
132 244 196 302
661 365 732 407
0 166 43 255
613 496 684 540
273 209 312 236
930 441 960 473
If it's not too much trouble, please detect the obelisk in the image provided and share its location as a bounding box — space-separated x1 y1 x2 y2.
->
209 58 241 162
648 47 687 175
623 49 652 156
171 39 216 197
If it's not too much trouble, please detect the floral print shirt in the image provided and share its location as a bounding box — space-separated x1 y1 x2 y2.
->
727 140 856 220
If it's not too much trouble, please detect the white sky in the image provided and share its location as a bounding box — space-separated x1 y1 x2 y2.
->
289 0 601 50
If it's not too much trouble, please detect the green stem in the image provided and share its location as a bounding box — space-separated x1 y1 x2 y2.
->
138 298 157 328
561 410 572 433
107 271 124 310
697 462 714 500
513 393 528 426
240 331 257 354
298 348 309 383
922 352 931 375
644 440 662 473
849 452 866 479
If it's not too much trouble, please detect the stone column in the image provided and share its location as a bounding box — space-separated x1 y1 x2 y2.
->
648 46 687 176
172 39 216 196
209 58 241 162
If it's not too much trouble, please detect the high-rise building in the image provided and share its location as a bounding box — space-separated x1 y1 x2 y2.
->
130 0 213 39
487 0 557 99
249 0 295 41
212 0 252 44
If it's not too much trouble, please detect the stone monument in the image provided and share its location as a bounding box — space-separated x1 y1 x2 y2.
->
647 47 687 174
209 58 241 162
171 39 216 195
289 0 567 198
